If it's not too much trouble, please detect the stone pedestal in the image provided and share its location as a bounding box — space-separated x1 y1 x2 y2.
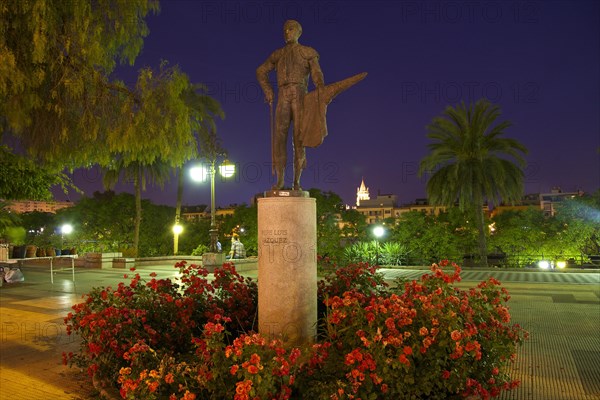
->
257 193 317 344
202 252 226 271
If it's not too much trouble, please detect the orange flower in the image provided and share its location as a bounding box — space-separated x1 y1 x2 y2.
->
164 373 174 384
182 390 196 400
146 380 159 393
451 330 462 341
234 380 253 400
249 353 261 365
423 337 433 349
403 346 413 355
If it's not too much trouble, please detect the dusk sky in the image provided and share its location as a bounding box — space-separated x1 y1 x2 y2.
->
56 0 600 208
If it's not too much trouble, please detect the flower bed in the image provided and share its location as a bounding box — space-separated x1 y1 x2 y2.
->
64 260 527 399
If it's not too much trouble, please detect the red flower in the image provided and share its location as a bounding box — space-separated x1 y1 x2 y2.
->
399 354 410 366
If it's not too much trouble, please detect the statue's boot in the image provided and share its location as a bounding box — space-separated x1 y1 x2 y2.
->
272 167 285 190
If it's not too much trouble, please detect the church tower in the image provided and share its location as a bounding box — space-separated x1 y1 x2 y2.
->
356 178 370 206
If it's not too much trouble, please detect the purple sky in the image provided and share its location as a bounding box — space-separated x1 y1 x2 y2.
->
56 0 600 208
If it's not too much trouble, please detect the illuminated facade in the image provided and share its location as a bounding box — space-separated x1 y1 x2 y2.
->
4 200 74 214
356 178 370 206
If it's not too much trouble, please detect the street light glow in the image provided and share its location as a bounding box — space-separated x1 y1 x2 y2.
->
219 160 235 178
538 260 550 269
373 225 385 238
61 224 73 235
190 165 209 182
172 224 183 235
190 158 236 253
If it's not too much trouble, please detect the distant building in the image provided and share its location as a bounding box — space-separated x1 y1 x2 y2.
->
3 200 74 214
490 188 584 217
181 205 237 221
356 178 370 206
181 205 208 222
351 179 451 224
539 187 584 216
490 193 540 218
350 180 396 223
400 198 447 217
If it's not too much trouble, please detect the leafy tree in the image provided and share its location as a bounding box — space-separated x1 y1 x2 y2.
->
419 99 527 266
489 209 540 266
309 189 345 261
56 190 177 256
179 217 212 255
438 207 479 258
391 211 459 264
57 191 137 253
553 191 600 256
101 65 223 255
1 0 160 168
0 145 73 200
340 208 369 243
489 208 571 266
17 211 58 248
0 200 23 243
138 203 175 257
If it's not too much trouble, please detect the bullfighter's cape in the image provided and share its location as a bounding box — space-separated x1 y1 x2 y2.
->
299 72 367 148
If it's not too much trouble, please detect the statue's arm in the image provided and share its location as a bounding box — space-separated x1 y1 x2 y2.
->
256 53 277 103
301 46 325 88
309 57 325 88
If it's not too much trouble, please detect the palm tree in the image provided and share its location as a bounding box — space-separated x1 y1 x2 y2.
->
419 99 528 267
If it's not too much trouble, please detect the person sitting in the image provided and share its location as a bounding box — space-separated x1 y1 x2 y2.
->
227 234 246 259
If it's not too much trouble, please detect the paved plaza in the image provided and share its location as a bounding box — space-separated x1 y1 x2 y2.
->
1 262 599 399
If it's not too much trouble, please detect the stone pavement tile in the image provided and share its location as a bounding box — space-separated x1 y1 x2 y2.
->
498 289 600 400
0 349 96 400
1 289 96 399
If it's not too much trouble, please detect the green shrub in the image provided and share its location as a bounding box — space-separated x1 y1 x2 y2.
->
191 243 209 256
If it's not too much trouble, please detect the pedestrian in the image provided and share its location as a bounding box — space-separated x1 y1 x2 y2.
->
227 234 246 259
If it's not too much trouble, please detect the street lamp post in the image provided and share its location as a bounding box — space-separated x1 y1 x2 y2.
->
172 223 183 255
208 160 218 253
373 225 385 265
61 223 73 250
191 158 235 254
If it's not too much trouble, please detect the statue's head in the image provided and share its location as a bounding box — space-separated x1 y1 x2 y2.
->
283 20 302 43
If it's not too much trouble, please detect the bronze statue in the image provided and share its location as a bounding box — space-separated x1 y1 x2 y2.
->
257 20 366 191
